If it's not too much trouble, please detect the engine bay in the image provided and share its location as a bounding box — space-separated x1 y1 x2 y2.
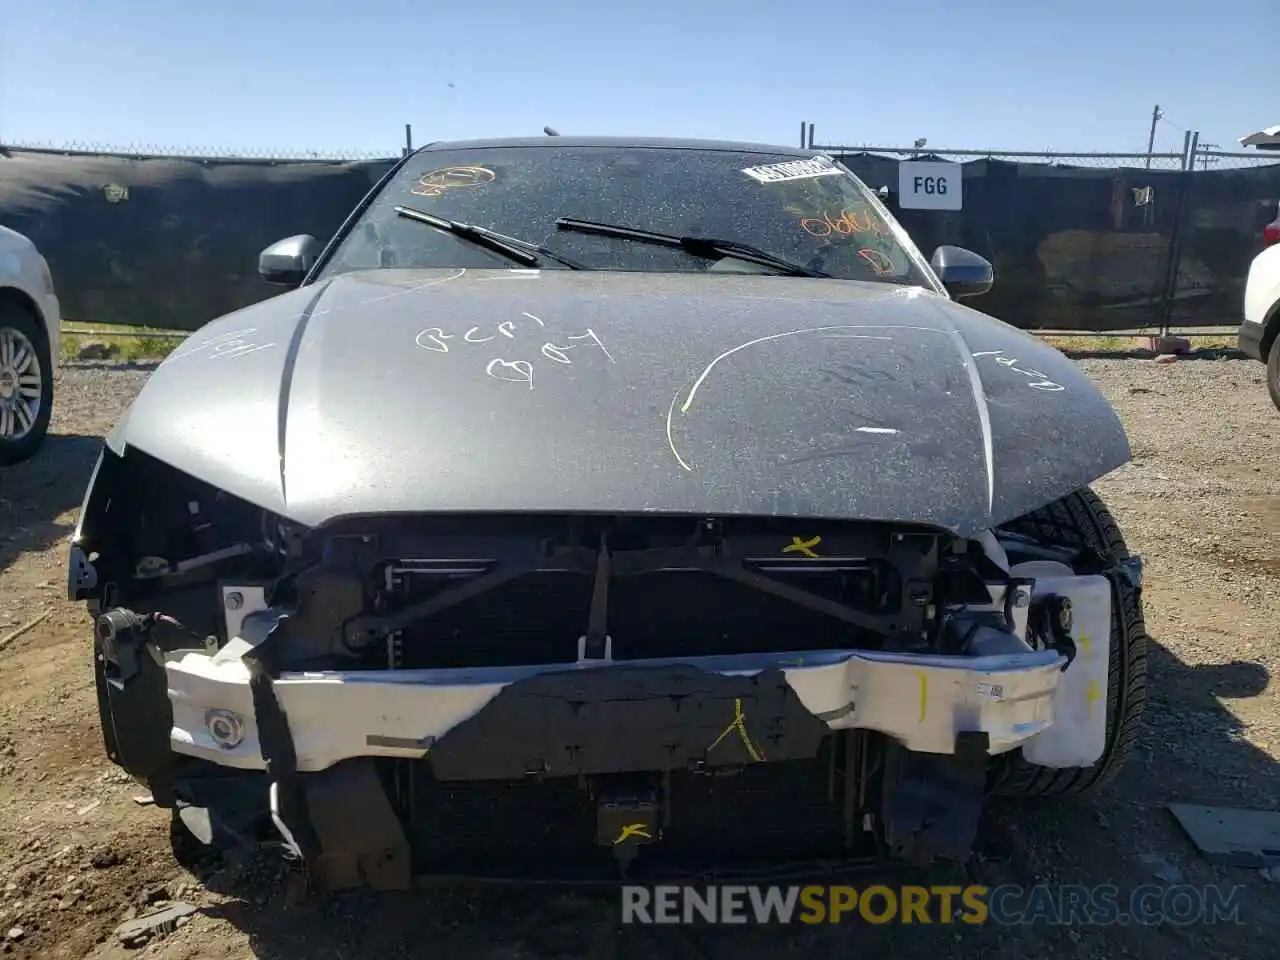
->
70 447 1107 669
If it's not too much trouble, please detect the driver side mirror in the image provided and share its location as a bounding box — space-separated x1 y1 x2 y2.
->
259 234 319 287
930 245 993 300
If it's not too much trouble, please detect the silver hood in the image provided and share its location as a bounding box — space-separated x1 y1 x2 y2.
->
107 268 1130 537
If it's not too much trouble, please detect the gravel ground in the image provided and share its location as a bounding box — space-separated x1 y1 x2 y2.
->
0 351 1277 960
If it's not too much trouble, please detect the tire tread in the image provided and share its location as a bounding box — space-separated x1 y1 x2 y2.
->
1267 332 1280 412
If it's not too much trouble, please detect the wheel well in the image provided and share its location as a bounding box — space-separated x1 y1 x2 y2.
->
0 284 46 336
1263 298 1280 362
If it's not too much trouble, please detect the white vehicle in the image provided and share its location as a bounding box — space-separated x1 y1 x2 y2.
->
0 226 60 464
1239 205 1280 411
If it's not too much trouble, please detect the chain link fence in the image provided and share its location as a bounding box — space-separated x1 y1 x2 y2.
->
1170 147 1280 332
811 144 1189 171
1 139 394 163
2 129 1278 334
0 143 397 329
801 131 1280 334
1190 149 1280 172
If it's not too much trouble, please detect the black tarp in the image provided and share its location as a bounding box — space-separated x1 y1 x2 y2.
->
1 145 1277 332
834 152 1280 332
1164 162 1280 326
0 147 395 330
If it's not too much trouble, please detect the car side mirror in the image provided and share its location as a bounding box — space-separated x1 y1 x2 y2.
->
930 245 993 300
259 235 319 287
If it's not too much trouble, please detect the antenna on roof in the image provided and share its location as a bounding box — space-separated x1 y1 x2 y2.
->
543 126 561 137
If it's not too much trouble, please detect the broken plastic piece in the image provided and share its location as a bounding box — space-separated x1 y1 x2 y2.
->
115 902 198 945
1168 802 1280 867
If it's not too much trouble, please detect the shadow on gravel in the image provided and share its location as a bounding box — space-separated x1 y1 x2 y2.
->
170 629 1278 960
60 359 164 374
0 433 102 578
1139 638 1274 809
1058 347 1250 362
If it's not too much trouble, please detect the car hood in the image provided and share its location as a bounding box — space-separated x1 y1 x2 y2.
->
108 268 1129 537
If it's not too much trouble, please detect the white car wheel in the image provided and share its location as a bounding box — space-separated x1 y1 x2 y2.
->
0 303 53 465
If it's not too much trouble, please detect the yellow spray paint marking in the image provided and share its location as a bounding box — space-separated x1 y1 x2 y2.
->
1078 633 1092 654
1085 680 1103 719
783 535 822 558
706 698 766 762
613 823 653 845
914 670 928 723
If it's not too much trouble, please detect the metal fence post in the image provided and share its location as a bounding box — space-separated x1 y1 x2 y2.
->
1158 131 1198 337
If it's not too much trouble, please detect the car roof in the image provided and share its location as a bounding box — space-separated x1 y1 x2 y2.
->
415 136 822 158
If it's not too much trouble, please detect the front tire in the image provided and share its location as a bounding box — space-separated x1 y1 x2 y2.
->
992 488 1149 797
0 300 54 466
1267 330 1280 412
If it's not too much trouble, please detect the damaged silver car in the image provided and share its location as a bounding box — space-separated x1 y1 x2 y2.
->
70 137 1147 889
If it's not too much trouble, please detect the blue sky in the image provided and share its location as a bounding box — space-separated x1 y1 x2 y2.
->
1 0 1274 158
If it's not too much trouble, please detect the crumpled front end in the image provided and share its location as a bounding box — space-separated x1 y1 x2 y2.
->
72 446 1135 888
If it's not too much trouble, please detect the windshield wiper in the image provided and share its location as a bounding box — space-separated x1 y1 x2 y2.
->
554 217 828 278
394 206 588 270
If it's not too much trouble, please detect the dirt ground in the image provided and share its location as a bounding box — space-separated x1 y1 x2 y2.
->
1 349 1277 960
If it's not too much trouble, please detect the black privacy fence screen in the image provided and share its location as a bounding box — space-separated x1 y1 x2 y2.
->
1 137 1277 334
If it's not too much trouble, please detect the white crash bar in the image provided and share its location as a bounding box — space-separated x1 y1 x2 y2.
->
166 645 1067 774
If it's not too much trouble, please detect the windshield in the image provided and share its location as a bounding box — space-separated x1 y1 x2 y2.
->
315 144 940 290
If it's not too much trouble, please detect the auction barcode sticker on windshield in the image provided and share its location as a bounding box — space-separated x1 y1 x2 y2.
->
741 156 842 184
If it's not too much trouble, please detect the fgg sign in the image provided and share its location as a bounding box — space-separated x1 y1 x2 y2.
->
897 161 962 211
914 175 947 195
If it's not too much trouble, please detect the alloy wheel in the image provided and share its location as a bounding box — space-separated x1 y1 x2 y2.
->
0 324 44 443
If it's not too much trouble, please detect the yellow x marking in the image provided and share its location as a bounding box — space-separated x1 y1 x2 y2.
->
613 823 653 845
783 535 822 558
706 697 766 762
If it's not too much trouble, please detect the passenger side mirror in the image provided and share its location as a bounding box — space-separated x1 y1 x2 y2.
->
259 235 319 287
930 245 993 300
